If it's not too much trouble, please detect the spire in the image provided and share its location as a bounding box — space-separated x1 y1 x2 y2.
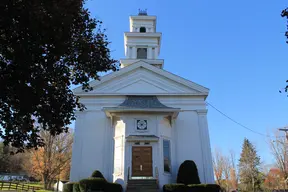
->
138 9 148 16
121 12 164 68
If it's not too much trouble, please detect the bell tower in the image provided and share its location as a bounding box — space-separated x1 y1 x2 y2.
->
120 9 164 68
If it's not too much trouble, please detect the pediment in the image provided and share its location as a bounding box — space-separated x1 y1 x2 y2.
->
74 61 209 96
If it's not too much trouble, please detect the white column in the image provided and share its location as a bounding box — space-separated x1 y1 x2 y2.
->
155 47 159 59
132 47 137 59
126 46 130 58
197 109 214 184
70 111 85 181
147 47 152 59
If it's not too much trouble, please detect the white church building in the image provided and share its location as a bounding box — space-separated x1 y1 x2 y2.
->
70 10 214 189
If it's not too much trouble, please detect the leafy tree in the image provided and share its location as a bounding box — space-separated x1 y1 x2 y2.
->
0 0 118 151
28 129 73 189
0 142 30 174
0 142 10 173
282 8 288 43
264 168 285 190
212 148 238 192
281 8 288 93
238 138 262 192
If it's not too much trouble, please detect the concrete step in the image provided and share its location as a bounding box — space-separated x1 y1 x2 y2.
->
126 179 159 192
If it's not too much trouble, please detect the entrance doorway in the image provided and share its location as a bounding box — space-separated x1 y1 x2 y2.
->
132 146 153 177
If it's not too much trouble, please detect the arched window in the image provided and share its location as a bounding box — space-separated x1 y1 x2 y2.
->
140 27 146 33
137 48 147 59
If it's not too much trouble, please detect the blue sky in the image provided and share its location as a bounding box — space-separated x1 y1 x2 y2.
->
83 0 288 165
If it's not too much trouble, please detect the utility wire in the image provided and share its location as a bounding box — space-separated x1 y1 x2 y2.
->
206 101 285 138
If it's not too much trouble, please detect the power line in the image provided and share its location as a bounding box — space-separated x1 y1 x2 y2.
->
206 101 285 138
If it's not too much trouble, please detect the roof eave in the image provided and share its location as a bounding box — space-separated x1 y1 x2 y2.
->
103 108 180 118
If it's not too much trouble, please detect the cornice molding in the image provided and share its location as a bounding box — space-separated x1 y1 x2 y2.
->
196 109 208 115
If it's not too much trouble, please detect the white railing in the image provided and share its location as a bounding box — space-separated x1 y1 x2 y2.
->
155 166 159 186
127 166 130 181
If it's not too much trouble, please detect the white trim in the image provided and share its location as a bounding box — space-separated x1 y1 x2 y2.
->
73 61 209 95
126 136 159 142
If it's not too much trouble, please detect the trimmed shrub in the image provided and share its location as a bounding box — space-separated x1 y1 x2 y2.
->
104 183 123 192
176 160 201 185
91 170 105 180
73 182 80 192
79 177 107 192
63 182 77 192
163 184 188 192
187 184 221 192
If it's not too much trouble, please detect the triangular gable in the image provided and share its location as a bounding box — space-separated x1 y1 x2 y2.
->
73 60 209 96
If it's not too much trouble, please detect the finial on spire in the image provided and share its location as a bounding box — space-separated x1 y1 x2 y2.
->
138 9 148 16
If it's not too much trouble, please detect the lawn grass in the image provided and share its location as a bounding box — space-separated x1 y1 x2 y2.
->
28 183 44 187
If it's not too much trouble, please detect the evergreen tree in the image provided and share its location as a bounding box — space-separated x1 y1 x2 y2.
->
238 138 262 192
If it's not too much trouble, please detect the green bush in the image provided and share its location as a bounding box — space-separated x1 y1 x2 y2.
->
176 160 201 185
104 183 123 192
163 184 188 192
91 170 106 180
73 182 80 192
63 182 77 192
79 177 107 192
188 184 221 192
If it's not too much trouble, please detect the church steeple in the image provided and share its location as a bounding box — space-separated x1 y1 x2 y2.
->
120 10 164 68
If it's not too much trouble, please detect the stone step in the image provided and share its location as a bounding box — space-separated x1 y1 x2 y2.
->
127 186 158 189
126 189 159 192
128 179 157 184
126 179 159 192
127 183 158 186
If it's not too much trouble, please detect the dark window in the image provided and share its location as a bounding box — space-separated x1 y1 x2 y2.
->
140 27 146 33
137 48 147 59
163 139 171 173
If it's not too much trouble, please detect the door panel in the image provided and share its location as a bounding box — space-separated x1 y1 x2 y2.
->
132 146 153 176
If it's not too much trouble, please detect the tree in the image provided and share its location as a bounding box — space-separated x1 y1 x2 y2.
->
229 150 238 190
212 148 225 187
0 142 10 173
0 142 29 174
281 8 288 94
0 0 118 151
238 138 262 192
269 130 288 189
282 8 288 43
28 129 73 189
264 168 285 190
212 149 238 192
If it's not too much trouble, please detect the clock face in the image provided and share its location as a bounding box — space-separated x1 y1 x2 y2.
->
137 120 147 130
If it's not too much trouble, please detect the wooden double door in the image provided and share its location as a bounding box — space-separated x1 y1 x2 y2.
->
132 146 153 177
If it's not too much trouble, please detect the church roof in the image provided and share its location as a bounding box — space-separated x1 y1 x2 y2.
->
118 96 173 109
103 95 181 118
74 61 209 97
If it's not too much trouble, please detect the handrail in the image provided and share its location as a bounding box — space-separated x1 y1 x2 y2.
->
126 166 130 191
127 166 130 181
155 166 159 186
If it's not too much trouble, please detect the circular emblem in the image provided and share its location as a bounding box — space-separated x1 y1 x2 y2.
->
137 120 147 130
